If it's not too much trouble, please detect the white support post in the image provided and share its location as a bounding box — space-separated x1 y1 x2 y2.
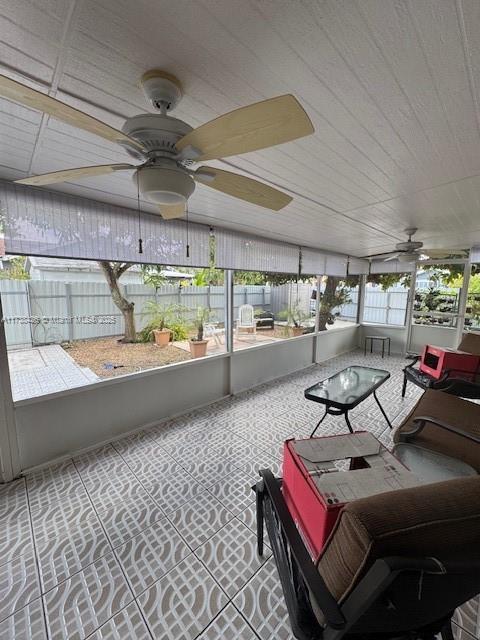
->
312 275 321 363
0 295 20 482
357 275 366 324
455 258 471 345
224 270 234 396
225 270 234 354
404 265 418 356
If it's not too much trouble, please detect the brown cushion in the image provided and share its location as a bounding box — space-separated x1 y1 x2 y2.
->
316 476 480 607
393 389 480 472
458 331 480 355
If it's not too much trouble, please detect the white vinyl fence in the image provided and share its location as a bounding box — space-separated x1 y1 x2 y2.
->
0 280 271 349
363 288 408 325
0 279 409 349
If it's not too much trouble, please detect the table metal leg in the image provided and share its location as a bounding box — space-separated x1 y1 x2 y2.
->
256 480 264 555
310 406 329 437
382 340 385 358
344 411 354 434
373 390 392 429
388 338 391 356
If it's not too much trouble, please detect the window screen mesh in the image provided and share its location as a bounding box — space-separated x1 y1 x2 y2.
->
0 181 210 267
215 228 300 273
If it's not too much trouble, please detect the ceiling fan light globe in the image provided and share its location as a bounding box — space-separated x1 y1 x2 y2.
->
135 166 195 205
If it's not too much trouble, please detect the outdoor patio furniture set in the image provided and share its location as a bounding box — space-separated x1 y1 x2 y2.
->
255 333 480 640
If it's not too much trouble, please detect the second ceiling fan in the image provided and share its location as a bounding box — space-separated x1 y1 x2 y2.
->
1 69 314 219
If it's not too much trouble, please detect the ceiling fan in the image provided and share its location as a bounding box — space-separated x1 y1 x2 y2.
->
0 69 314 219
364 228 426 263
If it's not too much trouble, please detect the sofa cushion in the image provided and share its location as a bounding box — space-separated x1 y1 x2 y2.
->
315 476 480 609
393 389 480 472
458 331 480 355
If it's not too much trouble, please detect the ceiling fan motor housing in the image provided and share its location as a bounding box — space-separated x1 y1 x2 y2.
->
121 113 193 160
140 69 183 112
136 165 195 205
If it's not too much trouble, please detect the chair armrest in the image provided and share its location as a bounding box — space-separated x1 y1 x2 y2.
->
257 469 345 630
399 415 480 444
403 354 420 371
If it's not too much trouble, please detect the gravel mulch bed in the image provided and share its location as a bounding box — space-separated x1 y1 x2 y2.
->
63 336 191 378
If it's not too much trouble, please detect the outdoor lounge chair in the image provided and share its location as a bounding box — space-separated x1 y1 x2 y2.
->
203 322 224 346
402 331 480 398
236 304 257 339
255 471 480 640
393 388 480 473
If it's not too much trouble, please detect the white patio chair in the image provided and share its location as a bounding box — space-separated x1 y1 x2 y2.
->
204 322 225 346
236 304 257 340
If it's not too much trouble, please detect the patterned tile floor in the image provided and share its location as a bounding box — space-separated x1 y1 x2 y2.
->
0 349 477 640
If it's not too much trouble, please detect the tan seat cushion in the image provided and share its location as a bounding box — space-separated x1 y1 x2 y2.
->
458 331 480 355
393 389 480 472
316 476 480 607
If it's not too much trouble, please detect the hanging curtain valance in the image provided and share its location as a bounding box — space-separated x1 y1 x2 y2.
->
470 247 480 263
300 248 350 277
0 180 211 267
300 247 326 276
369 259 415 274
215 228 300 273
324 254 348 277
347 257 369 275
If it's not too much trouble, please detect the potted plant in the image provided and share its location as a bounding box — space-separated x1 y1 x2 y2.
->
142 301 177 347
278 304 310 337
189 306 211 358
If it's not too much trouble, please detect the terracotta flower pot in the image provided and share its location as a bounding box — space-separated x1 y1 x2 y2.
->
292 326 304 337
189 339 208 358
153 328 171 346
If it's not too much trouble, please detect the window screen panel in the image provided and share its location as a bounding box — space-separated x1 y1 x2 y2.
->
0 181 210 267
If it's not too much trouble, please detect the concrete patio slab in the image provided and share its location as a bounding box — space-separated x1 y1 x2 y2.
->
8 345 98 402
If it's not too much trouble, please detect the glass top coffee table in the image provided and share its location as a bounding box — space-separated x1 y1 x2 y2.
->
305 365 392 435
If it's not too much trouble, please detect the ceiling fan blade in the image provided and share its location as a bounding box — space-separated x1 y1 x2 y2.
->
176 94 314 161
15 164 135 186
363 251 396 259
159 203 186 220
194 166 292 211
384 253 400 262
0 74 146 153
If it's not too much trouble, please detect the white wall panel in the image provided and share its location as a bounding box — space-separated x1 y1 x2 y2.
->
14 326 360 469
15 355 231 469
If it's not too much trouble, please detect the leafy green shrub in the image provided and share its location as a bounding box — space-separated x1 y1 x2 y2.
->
138 317 188 343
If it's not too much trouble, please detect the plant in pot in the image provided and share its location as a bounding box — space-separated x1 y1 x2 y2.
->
277 304 310 336
141 301 178 347
189 306 211 358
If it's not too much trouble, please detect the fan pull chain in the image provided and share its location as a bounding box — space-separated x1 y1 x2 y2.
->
137 172 143 255
186 203 190 259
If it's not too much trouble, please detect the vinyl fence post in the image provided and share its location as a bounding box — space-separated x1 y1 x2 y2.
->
65 282 74 342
